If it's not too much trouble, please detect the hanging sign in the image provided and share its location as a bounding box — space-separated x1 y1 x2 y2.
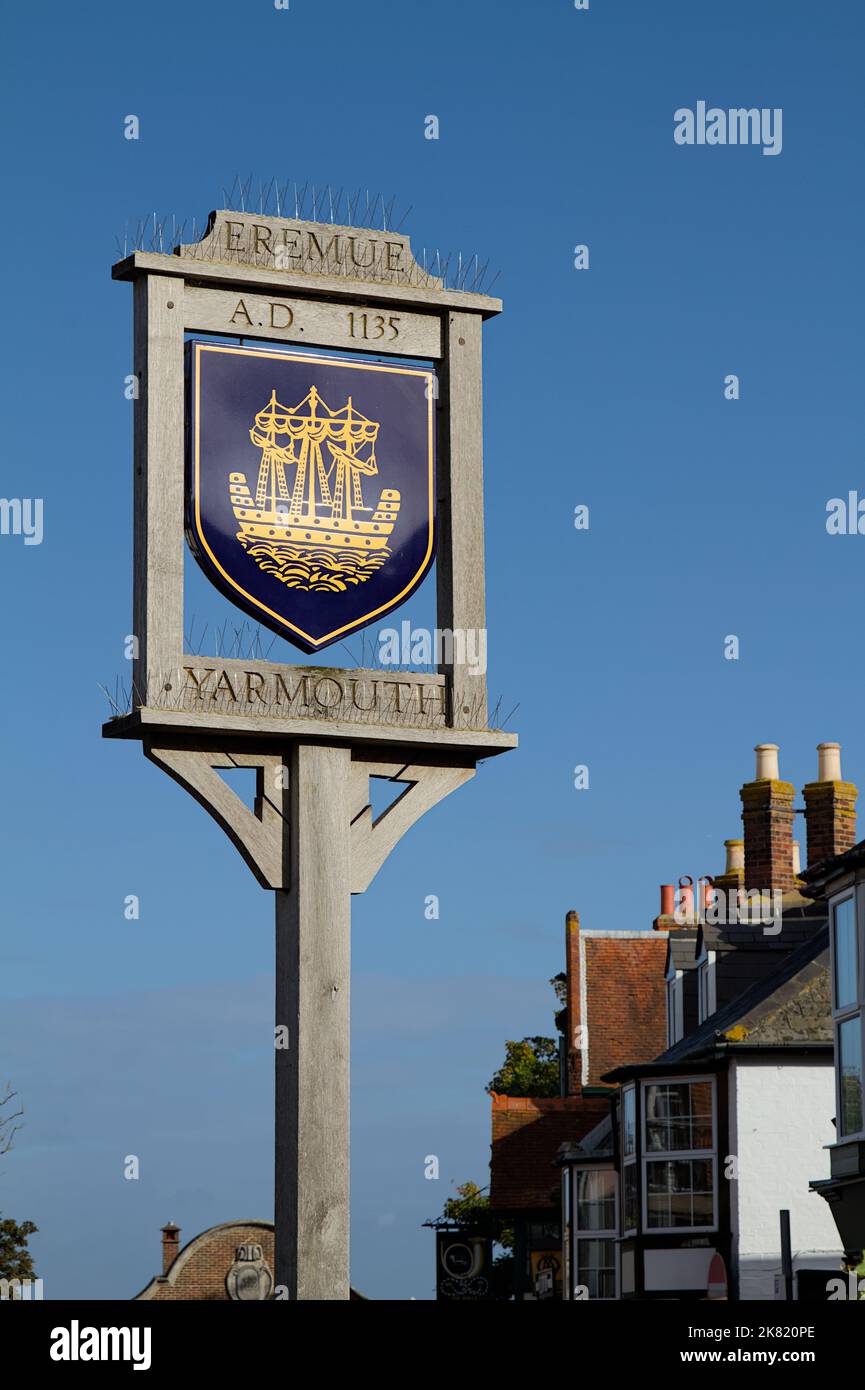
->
435 1233 492 1301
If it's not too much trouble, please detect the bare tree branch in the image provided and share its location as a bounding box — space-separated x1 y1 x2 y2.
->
0 1084 24 1157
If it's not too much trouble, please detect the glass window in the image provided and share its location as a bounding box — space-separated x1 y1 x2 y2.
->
645 1158 714 1229
644 1081 713 1153
576 1238 616 1300
622 1087 636 1157
527 1220 560 1242
698 954 716 1024
576 1170 616 1232
667 975 683 1046
838 1017 864 1137
641 1078 716 1231
623 1163 638 1233
834 898 858 1011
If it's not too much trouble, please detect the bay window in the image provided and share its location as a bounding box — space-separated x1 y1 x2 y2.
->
622 1085 638 1235
642 1078 716 1231
623 1163 639 1234
576 1237 617 1301
573 1168 618 1299
831 895 864 1139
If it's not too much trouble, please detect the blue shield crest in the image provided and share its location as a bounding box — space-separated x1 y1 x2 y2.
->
186 341 436 652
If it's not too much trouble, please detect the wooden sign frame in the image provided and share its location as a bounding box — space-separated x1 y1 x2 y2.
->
107 210 515 761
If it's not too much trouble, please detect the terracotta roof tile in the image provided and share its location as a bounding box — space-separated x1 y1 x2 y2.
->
489 1094 610 1212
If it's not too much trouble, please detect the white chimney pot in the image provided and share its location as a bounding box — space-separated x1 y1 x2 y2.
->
792 840 801 875
755 743 780 780
817 742 842 782
724 839 744 873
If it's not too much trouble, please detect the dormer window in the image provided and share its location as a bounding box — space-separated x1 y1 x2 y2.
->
666 969 684 1046
642 1077 716 1231
697 950 717 1023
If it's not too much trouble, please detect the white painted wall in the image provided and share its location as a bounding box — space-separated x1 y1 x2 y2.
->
729 1058 842 1300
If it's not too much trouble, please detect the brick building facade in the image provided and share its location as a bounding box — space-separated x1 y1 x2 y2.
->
134 1221 275 1300
488 915 670 1296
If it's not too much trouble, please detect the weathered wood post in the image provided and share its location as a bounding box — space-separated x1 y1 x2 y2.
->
106 205 516 1299
275 743 352 1300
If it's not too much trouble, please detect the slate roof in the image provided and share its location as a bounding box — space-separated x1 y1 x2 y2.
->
800 836 865 895
667 929 699 973
696 892 827 954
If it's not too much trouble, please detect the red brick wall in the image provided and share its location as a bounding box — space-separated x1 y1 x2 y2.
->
137 1223 274 1301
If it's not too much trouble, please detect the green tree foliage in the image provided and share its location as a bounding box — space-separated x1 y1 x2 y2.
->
487 1036 560 1098
441 1180 488 1228
0 1217 37 1283
441 1180 512 1248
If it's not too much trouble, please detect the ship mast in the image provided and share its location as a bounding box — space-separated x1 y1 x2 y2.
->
254 391 291 512
251 385 379 528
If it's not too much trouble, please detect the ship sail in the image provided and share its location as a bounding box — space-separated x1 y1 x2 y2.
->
249 386 379 526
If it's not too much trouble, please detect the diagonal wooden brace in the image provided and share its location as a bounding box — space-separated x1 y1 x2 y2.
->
144 745 287 888
348 758 475 894
145 743 475 897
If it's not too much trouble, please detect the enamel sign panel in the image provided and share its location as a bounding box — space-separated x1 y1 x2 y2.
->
186 341 436 652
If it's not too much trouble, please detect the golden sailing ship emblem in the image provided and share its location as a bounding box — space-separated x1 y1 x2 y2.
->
229 385 401 593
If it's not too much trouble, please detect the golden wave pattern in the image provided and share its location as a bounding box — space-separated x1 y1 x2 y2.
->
239 537 390 593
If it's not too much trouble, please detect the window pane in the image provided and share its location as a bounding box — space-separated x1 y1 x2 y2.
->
834 898 858 1012
623 1163 638 1232
622 1088 636 1157
838 1016 864 1136
644 1081 713 1153
645 1158 714 1229
667 979 682 1046
576 1239 616 1300
576 1170 616 1232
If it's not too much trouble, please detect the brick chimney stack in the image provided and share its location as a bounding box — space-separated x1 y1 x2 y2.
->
564 910 581 1094
161 1222 180 1275
803 743 858 868
740 744 796 893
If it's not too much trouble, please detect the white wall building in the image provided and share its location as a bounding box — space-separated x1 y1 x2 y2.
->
729 1057 841 1299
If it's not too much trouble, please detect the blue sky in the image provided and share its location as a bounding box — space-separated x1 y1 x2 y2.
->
1 0 863 1300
